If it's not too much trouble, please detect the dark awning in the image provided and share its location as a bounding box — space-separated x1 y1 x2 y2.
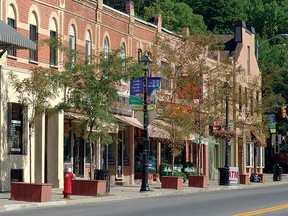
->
0 20 36 57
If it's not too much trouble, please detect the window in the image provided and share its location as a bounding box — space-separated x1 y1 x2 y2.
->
8 103 26 154
160 62 170 91
120 43 126 85
69 25 76 65
103 37 109 78
29 24 37 61
7 18 16 56
239 86 242 112
85 31 91 64
137 49 142 63
246 142 253 167
244 87 248 110
50 30 58 66
250 90 254 115
247 46 251 75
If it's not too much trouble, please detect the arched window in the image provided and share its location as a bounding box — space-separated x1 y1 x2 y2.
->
120 43 126 85
7 5 16 56
69 25 76 65
85 31 91 64
103 37 109 60
137 49 142 63
29 12 38 61
50 18 58 66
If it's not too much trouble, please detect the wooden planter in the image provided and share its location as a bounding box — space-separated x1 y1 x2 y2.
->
239 174 249 184
11 182 52 202
161 176 183 190
188 175 208 188
72 179 106 196
258 173 266 183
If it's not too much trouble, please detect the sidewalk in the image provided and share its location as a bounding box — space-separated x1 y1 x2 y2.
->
0 174 287 212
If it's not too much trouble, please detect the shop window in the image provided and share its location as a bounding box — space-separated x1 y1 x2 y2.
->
8 103 27 154
63 128 71 163
246 142 254 167
108 142 115 164
85 142 91 163
11 169 23 182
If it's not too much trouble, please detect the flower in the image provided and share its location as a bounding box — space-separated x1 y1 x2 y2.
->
213 129 236 141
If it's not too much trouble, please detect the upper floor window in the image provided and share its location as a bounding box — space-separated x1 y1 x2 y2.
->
69 25 76 65
85 31 91 64
7 5 16 57
137 49 142 63
247 46 251 75
160 61 170 91
104 37 109 60
50 19 58 66
120 43 126 85
29 13 38 62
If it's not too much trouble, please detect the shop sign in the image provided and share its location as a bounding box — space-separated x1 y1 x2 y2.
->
229 166 239 184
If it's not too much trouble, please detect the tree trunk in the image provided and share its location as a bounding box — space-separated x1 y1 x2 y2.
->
29 125 32 183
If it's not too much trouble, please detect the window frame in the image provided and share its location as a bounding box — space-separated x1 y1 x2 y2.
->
7 18 16 57
29 24 38 61
50 30 58 66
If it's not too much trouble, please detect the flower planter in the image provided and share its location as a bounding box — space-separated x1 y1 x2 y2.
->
239 174 249 184
161 176 183 190
258 173 266 183
188 175 208 188
72 179 106 196
11 182 52 202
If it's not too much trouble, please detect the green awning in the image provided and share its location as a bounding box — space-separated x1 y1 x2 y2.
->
0 20 36 57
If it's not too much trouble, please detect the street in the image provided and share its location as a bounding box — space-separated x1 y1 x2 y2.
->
1 184 288 216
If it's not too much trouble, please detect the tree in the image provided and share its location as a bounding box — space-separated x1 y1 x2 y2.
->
9 66 60 183
55 45 141 179
143 0 206 34
151 32 233 174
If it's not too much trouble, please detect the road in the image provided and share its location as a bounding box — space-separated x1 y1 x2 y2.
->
1 185 288 216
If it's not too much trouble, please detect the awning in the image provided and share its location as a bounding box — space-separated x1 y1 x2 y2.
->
114 115 143 129
0 20 36 57
251 130 267 147
148 120 170 139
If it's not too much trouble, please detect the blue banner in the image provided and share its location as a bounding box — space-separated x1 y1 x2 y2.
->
129 77 161 110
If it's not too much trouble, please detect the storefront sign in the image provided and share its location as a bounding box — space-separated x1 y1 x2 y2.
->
229 166 239 184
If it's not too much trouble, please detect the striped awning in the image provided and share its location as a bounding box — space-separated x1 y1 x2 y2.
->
0 20 36 57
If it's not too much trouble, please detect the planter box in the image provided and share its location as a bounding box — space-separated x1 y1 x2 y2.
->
240 174 249 184
258 174 266 183
188 175 208 188
72 179 106 196
134 173 154 181
161 176 183 190
11 182 52 202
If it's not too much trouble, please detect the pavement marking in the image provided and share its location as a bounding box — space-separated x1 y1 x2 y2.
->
232 203 288 215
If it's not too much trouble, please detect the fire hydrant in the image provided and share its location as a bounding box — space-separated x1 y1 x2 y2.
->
63 167 73 199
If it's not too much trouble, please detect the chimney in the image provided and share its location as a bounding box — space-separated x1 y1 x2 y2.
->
125 1 134 17
154 14 162 33
234 20 246 43
98 0 103 10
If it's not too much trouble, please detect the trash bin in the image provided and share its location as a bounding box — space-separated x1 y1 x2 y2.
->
94 169 110 193
219 167 229 185
273 164 283 181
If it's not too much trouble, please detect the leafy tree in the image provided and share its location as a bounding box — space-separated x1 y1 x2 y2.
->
143 0 206 34
54 43 141 179
151 33 233 174
9 66 60 183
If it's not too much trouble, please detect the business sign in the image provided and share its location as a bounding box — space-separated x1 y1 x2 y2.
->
129 77 161 110
229 166 239 184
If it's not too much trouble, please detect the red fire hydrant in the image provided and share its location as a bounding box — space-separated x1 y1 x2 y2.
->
63 167 73 199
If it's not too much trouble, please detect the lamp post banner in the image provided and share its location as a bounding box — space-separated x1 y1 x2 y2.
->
129 77 161 110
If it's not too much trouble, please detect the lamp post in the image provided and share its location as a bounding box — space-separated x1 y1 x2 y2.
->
256 34 288 60
219 82 231 186
139 54 152 192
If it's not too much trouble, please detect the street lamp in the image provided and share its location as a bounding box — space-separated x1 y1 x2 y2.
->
139 54 152 192
219 82 231 186
256 34 288 60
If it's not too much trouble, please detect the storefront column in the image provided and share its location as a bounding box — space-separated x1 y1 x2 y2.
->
203 144 209 176
34 115 45 183
128 126 134 185
46 112 64 188
156 141 161 182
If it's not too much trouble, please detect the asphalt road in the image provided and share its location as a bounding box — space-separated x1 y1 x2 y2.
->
1 185 288 216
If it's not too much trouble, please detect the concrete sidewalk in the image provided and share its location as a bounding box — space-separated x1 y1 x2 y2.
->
0 174 287 212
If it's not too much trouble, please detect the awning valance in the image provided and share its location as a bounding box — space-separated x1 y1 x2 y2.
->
0 20 36 57
251 130 267 147
114 115 143 129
